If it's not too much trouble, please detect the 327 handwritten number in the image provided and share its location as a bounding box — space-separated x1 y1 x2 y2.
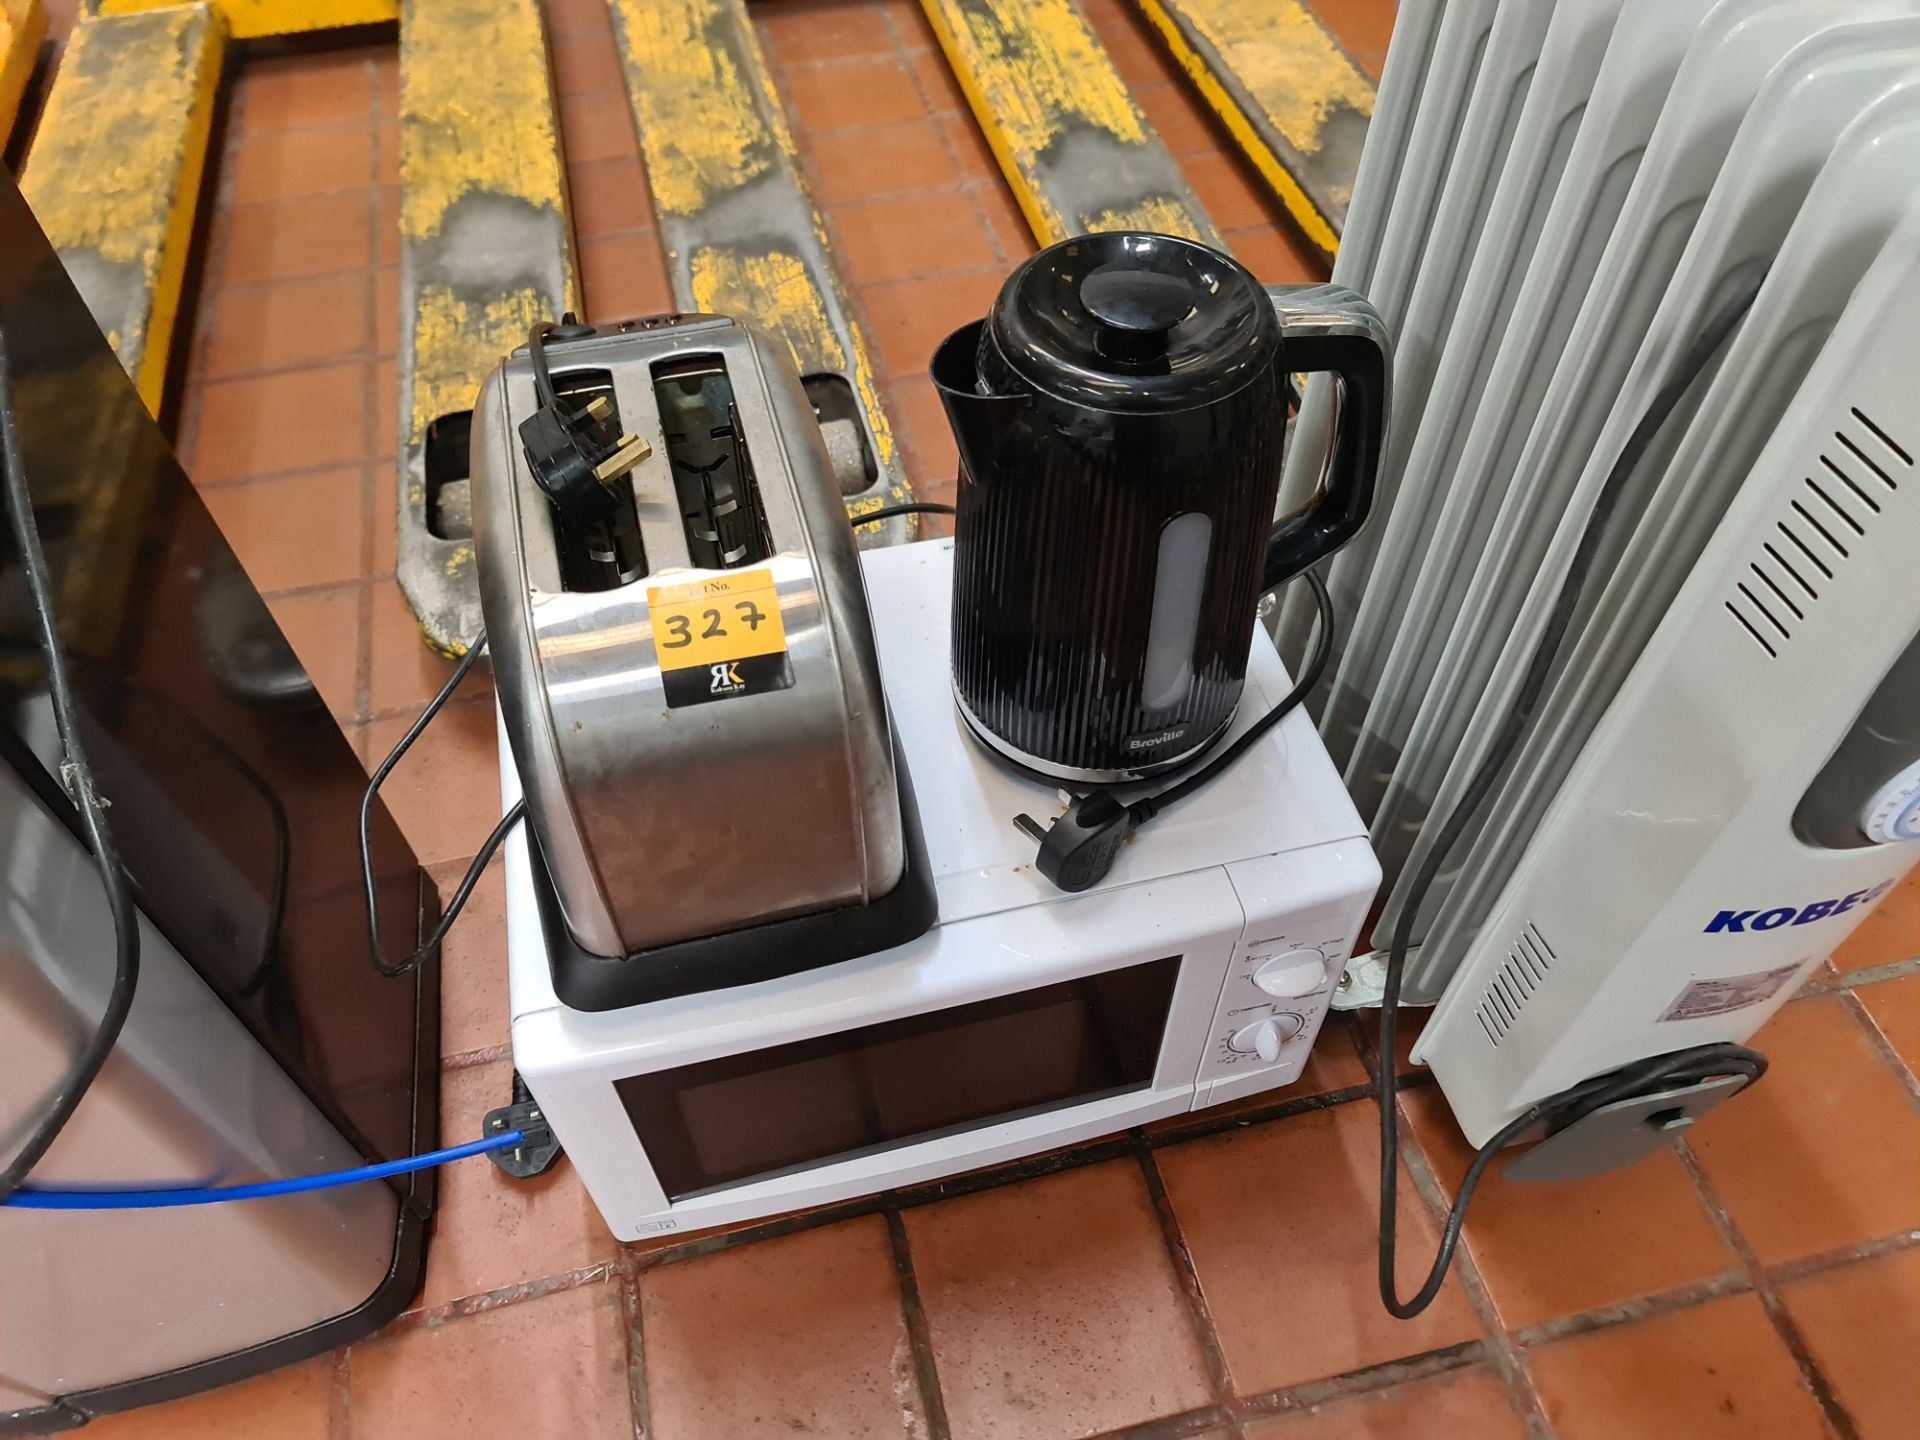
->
659 598 767 649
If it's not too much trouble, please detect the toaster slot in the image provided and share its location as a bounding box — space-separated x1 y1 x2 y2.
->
651 355 773 569
547 368 648 591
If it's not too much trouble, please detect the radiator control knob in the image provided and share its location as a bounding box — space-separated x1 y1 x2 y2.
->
1251 952 1328 998
1226 1014 1304 1063
1861 762 1920 845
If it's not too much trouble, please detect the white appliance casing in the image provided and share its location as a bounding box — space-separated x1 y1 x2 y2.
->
503 541 1380 1241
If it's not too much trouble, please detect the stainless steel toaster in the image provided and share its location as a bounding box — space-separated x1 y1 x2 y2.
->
471 314 933 1005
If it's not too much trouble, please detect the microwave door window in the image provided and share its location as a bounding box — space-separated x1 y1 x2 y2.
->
615 956 1180 1201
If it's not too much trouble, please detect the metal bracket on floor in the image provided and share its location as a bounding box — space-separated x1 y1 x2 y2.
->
394 0 577 657
20 3 226 418
1132 0 1373 260
917 0 1223 249
606 0 918 545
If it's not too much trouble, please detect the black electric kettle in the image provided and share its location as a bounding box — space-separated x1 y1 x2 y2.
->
932 231 1390 785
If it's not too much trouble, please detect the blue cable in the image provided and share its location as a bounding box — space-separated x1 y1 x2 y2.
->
3 1130 524 1210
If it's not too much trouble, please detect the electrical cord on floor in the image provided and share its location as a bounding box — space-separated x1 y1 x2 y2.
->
1374 276 1771 1319
850 500 957 527
359 631 526 978
0 327 143 1206
2 1128 527 1210
1014 569 1335 893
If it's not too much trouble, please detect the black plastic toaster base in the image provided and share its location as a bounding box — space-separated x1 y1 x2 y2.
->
534 738 938 1012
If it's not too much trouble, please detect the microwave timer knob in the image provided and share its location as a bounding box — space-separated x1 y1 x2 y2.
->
1226 1013 1305 1062
1250 951 1329 998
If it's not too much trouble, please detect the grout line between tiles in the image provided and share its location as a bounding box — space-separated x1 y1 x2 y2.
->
384 1262 618 1337
1083 1403 1237 1439
884 1209 953 1440
1231 1338 1488 1423
441 1042 512 1072
614 1255 652 1439
1832 984 1920 1107
1134 1147 1237 1404
1673 1141 1858 1440
1804 954 1920 994
1766 1228 1920 1286
326 1343 352 1440
1386 1093 1556 1439
1510 1270 1754 1348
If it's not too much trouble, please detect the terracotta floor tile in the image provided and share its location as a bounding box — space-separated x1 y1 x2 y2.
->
357 695 501 868
908 46 968 118
550 29 626 97
903 1158 1213 1439
416 1058 615 1310
785 55 928 132
558 88 639 164
1356 1003 1428 1081
639 1216 924 1439
834 192 998 283
371 462 398 574
1228 224 1330 287
1156 1102 1479 1393
79 1355 332 1440
374 357 398 459
1832 870 1919 972
1527 1293 1826 1440
579 231 674 322
1400 1085 1737 1330
241 51 378 132
231 124 376 204
1316 0 1398 76
542 0 608 40
569 155 655 238
348 1282 631 1440
939 112 999 182
373 48 398 118
221 193 374 284
1085 1 1184 90
858 266 1002 377
759 0 904 67
192 364 369 483
368 576 459 715
375 266 398 357
1856 973 1920 1076
435 855 509 1060
376 186 400 267
377 121 399 187
1781 1247 1920 1440
888 374 959 493
204 467 368 592
1182 149 1279 233
203 272 373 377
1135 79 1223 158
1689 995 1920 1265
809 119 959 202
974 181 1038 266
1243 1364 1527 1439
268 582 366 722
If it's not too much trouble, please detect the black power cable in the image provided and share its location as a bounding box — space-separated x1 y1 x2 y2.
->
1375 277 1770 1319
358 632 525 978
0 328 143 1204
851 501 957 527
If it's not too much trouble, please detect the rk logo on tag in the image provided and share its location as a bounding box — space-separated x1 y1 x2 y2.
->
647 569 794 708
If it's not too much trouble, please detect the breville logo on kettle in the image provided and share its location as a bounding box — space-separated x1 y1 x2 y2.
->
932 232 1390 787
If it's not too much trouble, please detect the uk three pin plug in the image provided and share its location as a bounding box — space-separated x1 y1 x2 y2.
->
485 1072 562 1179
1014 791 1158 894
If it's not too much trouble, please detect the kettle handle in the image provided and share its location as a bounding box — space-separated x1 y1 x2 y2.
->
1262 284 1392 593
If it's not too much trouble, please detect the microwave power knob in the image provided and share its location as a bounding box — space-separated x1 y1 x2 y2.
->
1251 951 1329 998
1226 1013 1305 1062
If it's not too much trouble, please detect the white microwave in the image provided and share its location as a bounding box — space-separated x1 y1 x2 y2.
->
500 543 1380 1242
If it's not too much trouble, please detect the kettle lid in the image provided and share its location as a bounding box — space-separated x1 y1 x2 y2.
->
985 232 1280 412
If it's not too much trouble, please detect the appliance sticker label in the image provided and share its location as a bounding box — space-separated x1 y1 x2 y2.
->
1659 962 1805 1023
647 569 793 708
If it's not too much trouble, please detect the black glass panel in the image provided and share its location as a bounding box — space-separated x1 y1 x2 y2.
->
0 177 431 1165
616 956 1180 1199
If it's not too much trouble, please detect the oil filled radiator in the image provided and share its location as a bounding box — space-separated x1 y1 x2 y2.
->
1278 0 1920 1150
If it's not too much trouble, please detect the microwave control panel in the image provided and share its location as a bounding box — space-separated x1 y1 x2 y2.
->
1197 846 1378 1106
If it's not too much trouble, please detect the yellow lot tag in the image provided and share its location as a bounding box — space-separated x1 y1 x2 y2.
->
647 570 788 673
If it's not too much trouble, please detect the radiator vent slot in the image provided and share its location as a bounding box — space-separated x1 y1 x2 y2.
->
1727 403 1909 659
1474 920 1556 1047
